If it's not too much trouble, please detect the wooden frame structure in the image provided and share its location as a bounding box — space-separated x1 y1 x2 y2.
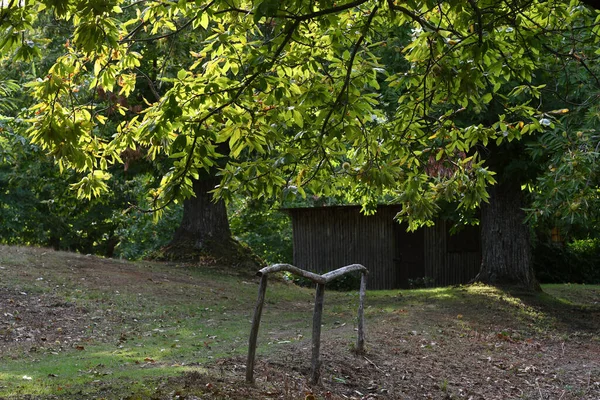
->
246 263 368 385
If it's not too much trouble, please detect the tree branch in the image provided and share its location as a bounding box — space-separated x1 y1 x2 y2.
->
121 16 198 43
542 44 600 88
388 1 463 38
121 0 216 43
157 20 302 211
215 0 370 21
466 0 484 46
320 5 379 137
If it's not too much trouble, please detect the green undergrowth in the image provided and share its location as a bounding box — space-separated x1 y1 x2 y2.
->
1 245 598 398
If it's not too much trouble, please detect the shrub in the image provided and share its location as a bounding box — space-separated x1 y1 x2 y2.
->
533 238 600 284
114 205 183 260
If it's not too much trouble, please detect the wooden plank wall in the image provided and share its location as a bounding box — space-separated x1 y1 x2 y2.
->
288 206 481 289
289 206 399 290
423 220 481 286
423 222 446 284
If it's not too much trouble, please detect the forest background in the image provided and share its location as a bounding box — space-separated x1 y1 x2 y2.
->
1 0 600 288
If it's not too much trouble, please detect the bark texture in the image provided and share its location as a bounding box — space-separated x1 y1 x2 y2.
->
246 274 268 383
474 180 540 291
160 177 261 270
171 177 231 249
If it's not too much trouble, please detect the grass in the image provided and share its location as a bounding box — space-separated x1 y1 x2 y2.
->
1 245 599 399
543 283 600 306
0 246 332 397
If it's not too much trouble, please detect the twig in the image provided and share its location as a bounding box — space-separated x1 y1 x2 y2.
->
216 0 369 21
466 0 483 46
536 379 543 400
363 355 384 373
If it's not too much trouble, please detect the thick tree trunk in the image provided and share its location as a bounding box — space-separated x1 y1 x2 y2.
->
171 176 231 250
160 177 261 270
474 180 540 291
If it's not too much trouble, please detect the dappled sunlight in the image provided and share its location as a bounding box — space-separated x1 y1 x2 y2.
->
0 344 206 397
543 284 600 307
461 283 504 296
362 286 461 305
351 283 563 336
0 373 56 397
2 247 599 398
461 284 553 330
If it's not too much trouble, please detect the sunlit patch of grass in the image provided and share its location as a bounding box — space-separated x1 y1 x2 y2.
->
0 246 311 397
542 284 600 308
0 341 209 398
366 286 459 300
461 284 554 331
401 286 458 298
356 283 574 337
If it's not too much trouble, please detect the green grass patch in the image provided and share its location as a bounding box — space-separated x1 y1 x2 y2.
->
542 283 600 307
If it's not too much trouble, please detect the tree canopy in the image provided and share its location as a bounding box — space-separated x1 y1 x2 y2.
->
1 0 599 229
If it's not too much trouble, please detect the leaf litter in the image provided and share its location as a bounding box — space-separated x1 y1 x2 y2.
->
0 245 599 399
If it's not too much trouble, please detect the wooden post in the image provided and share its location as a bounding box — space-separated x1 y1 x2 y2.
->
246 274 269 383
246 264 367 385
356 272 367 353
310 283 326 385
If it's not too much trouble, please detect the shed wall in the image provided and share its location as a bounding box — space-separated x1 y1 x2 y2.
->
288 206 481 289
423 221 481 286
290 207 400 290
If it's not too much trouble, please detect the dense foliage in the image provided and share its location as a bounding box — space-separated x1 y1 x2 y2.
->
229 199 293 264
0 128 135 255
534 239 600 284
1 1 600 284
3 0 598 228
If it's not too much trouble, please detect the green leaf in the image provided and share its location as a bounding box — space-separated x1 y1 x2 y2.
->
293 110 303 128
200 12 209 30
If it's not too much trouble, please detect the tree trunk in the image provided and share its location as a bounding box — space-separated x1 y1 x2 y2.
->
474 180 540 291
160 176 261 270
171 176 231 250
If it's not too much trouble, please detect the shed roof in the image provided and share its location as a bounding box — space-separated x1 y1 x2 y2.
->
282 204 401 212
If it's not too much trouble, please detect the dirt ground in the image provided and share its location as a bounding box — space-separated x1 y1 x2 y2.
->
174 297 600 400
1 246 599 399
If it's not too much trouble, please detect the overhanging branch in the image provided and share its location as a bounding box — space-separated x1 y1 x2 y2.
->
320 5 379 137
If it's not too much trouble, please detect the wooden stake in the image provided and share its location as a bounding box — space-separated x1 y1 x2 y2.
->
246 263 368 385
356 272 367 353
310 283 325 385
246 274 268 383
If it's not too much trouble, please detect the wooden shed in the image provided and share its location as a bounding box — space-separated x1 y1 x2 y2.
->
285 205 481 290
